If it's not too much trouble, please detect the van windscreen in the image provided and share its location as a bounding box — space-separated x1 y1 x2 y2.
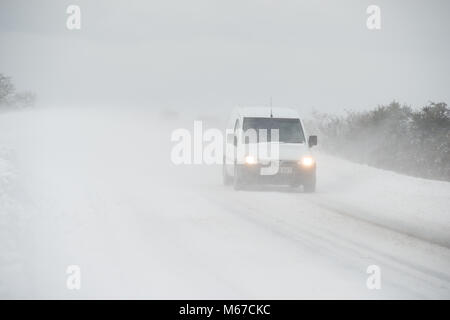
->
242 118 305 143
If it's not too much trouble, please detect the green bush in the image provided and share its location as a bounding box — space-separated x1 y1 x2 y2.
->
311 101 450 181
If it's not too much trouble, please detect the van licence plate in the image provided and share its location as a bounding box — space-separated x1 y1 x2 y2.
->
280 167 293 174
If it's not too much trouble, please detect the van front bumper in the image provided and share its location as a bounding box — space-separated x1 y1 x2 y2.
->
236 160 316 185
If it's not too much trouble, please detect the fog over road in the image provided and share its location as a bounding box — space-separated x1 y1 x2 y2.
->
1 107 449 299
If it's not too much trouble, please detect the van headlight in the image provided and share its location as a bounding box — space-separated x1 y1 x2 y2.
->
299 156 314 167
244 155 257 165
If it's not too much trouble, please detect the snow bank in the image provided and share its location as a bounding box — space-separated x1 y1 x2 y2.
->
316 153 450 247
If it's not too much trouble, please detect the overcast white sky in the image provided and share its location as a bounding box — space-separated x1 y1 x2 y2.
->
1 0 449 115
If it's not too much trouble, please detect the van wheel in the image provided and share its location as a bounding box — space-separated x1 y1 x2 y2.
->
303 176 316 193
223 162 232 186
233 166 243 190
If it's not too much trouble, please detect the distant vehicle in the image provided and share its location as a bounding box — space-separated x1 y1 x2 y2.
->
223 107 317 192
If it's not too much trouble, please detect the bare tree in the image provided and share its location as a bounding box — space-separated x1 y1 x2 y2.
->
0 74 15 104
0 73 36 110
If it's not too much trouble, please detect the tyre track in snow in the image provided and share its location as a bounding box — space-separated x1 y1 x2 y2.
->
310 196 450 249
197 183 450 298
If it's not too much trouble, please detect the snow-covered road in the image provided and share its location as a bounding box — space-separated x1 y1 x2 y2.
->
1 107 449 299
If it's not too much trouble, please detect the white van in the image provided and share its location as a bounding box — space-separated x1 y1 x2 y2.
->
223 107 317 192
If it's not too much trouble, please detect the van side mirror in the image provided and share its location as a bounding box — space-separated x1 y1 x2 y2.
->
233 135 238 147
308 135 317 148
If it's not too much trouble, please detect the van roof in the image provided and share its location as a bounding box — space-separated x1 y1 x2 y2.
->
236 107 300 119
